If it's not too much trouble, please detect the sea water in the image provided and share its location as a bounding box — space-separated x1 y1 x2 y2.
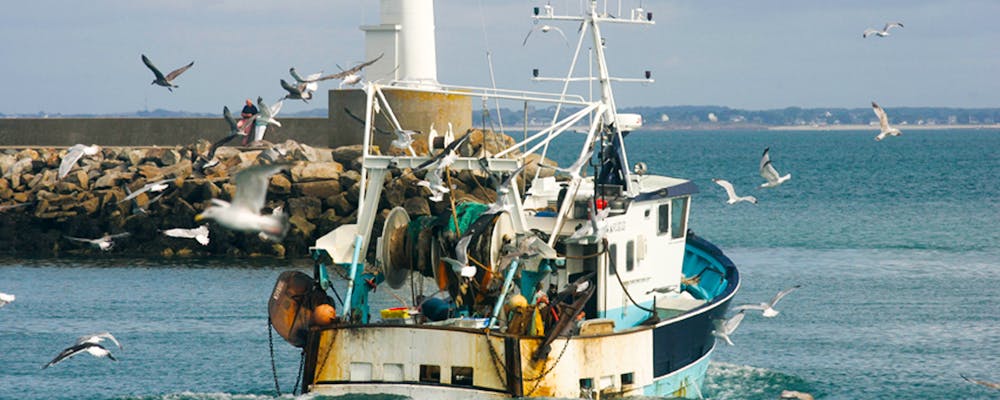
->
1 129 998 399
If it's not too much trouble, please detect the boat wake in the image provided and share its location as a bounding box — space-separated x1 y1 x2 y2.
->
703 362 820 400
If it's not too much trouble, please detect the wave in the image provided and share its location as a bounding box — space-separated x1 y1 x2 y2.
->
703 362 820 400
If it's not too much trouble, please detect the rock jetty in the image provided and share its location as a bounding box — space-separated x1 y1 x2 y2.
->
0 131 552 258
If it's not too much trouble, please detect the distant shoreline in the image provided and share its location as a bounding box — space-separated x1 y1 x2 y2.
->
543 123 1000 132
766 124 1000 131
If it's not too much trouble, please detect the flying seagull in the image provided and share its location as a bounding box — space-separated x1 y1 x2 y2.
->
711 311 746 346
539 146 595 183
141 54 194 92
414 131 472 172
0 292 14 308
391 129 417 153
759 147 791 188
523 24 570 47
961 374 1000 390
42 342 117 369
194 106 243 172
76 332 123 350
58 144 100 179
162 225 210 246
289 67 322 84
64 233 130 251
566 207 611 243
256 97 283 128
441 235 477 278
416 169 451 203
863 22 903 38
195 164 290 242
732 284 801 317
312 53 385 88
118 179 172 204
280 78 317 103
484 163 530 214
871 101 902 141
712 178 758 205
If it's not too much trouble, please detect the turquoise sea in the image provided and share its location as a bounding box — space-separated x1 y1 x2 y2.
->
1 129 998 399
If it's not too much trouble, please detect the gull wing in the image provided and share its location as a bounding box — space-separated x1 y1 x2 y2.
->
105 232 131 241
319 53 385 80
884 22 904 31
44 343 97 368
231 164 289 212
724 311 746 334
872 101 890 131
223 106 239 134
768 284 801 307
730 304 767 313
759 147 771 173
862 28 879 38
64 235 98 244
58 144 88 179
280 79 301 95
165 61 194 81
141 54 166 81
713 179 738 201
289 67 309 83
761 161 781 182
76 332 122 350
454 234 473 266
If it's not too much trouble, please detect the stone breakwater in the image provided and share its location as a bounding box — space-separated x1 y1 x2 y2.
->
0 133 551 259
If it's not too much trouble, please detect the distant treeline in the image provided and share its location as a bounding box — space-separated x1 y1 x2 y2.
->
5 105 1000 127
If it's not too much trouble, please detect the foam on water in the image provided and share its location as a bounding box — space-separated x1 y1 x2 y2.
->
703 362 819 400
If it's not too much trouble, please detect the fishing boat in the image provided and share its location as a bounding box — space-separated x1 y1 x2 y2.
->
267 1 740 398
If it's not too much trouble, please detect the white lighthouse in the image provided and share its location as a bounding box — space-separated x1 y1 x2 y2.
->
361 0 439 86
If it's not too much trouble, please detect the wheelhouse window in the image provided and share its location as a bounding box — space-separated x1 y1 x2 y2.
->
670 197 688 239
451 366 473 386
657 204 670 235
608 243 618 275
419 364 440 383
626 240 635 271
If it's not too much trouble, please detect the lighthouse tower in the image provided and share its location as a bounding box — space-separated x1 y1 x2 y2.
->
327 0 471 149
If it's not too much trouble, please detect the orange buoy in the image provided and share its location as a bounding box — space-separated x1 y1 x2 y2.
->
312 304 337 326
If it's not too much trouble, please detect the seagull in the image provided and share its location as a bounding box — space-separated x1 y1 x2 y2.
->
256 97 283 128
64 233 130 251
289 67 322 84
141 54 194 92
58 144 100 179
42 342 117 369
4 157 32 179
712 179 758 205
566 207 611 243
711 311 745 346
872 101 902 141
416 169 450 202
118 179 172 204
311 53 384 88
759 147 791 188
391 129 417 152
194 106 243 172
280 79 317 103
441 235 477 278
961 374 1000 390
414 131 472 172
498 234 557 268
539 147 595 183
76 332 123 350
484 163 529 214
162 225 210 246
194 164 290 242
732 285 801 317
523 24 570 47
863 22 903 38
0 292 14 307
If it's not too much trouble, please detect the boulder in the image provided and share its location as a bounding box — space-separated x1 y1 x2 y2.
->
269 174 292 195
291 161 343 182
287 196 322 220
331 145 364 167
324 192 355 216
402 197 431 216
288 215 316 238
293 180 342 199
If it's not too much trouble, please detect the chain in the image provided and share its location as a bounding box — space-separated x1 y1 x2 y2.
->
483 330 508 389
525 336 573 396
294 350 305 396
267 319 282 396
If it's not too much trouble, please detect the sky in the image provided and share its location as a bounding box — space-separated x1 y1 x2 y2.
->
1 0 998 115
